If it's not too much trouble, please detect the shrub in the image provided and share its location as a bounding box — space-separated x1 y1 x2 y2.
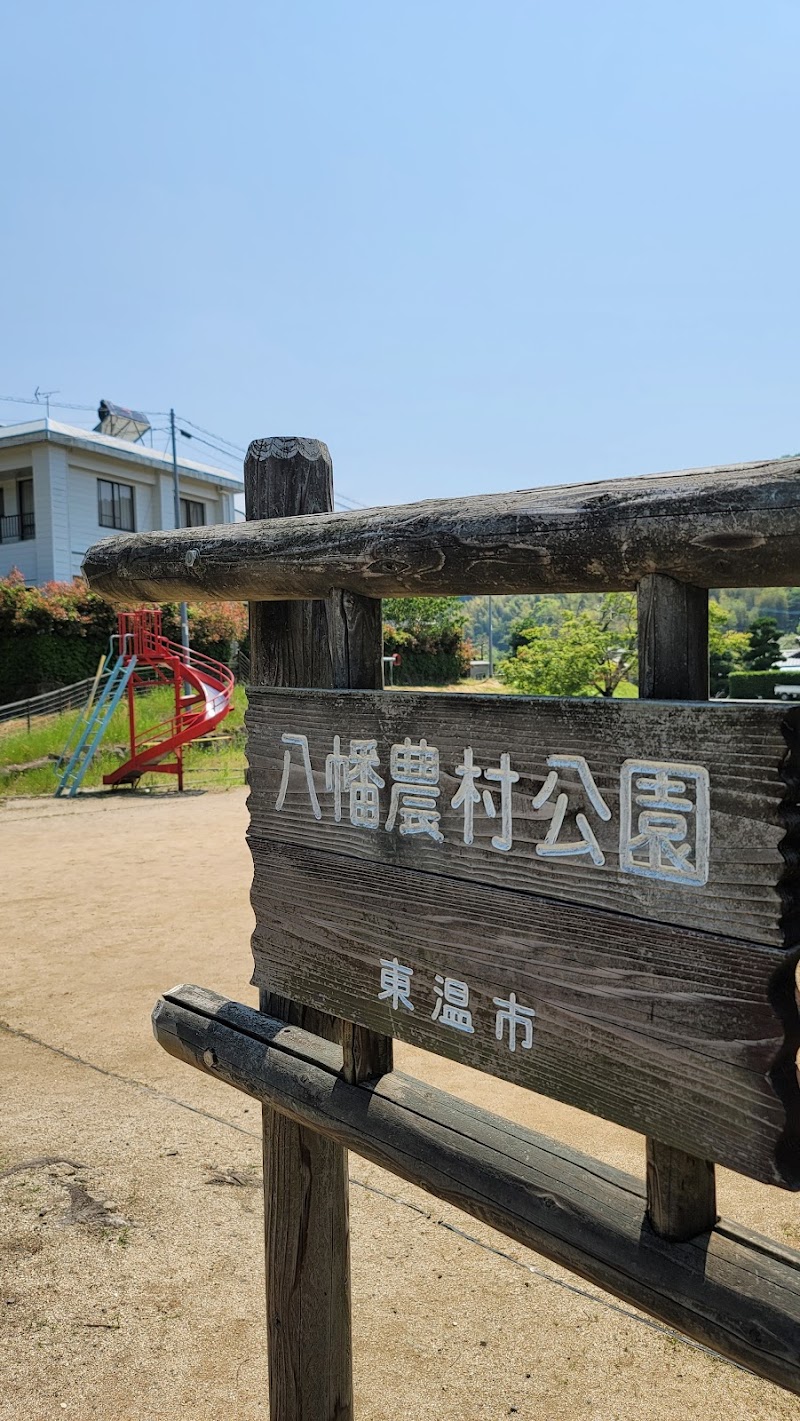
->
383 596 470 685
0 635 107 701
728 670 800 699
383 625 470 685
0 571 248 701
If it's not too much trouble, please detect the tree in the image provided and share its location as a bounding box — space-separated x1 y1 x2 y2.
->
382 596 467 637
743 616 781 671
382 597 470 685
708 600 748 695
507 598 565 654
499 593 637 698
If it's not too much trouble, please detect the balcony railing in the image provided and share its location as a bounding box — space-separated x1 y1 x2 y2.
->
0 512 35 544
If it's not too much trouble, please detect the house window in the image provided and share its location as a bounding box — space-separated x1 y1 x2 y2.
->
18 478 34 539
0 472 35 543
180 498 205 528
98 479 135 531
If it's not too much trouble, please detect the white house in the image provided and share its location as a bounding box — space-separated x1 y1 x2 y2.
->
0 418 243 585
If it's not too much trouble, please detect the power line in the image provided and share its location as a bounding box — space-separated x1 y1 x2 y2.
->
175 420 367 507
177 428 245 467
0 393 368 505
0 394 98 413
175 415 247 455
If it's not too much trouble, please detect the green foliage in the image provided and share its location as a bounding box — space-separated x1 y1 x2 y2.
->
464 592 608 657
462 587 800 655
0 636 106 702
0 567 117 641
383 625 469 685
498 594 637 698
507 598 568 655
712 587 800 632
728 669 800 699
382 597 467 636
498 618 598 696
383 597 470 685
157 601 247 663
708 600 748 696
743 615 781 671
0 571 247 701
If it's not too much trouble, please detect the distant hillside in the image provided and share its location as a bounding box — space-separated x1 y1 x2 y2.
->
463 588 800 660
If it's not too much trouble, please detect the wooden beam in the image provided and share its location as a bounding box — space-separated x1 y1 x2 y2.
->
152 984 800 1399
637 574 717 1240
83 454 800 602
245 436 357 1421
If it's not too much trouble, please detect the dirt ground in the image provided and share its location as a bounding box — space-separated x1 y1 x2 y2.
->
1 788 799 1421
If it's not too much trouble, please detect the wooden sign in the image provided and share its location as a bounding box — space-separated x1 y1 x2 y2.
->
248 688 800 1188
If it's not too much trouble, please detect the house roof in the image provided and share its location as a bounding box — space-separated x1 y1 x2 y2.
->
0 419 244 491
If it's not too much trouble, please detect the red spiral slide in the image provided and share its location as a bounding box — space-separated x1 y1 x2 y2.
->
103 609 235 791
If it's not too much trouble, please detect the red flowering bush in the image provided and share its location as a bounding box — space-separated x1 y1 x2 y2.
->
0 571 245 649
0 572 247 699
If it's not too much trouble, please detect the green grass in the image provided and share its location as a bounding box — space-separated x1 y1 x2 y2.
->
0 683 248 798
0 675 640 800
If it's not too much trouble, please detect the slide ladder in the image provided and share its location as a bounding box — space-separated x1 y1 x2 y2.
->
55 654 138 798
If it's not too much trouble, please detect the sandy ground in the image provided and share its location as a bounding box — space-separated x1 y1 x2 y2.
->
1 788 799 1421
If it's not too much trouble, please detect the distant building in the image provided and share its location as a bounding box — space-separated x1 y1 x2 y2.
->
0 419 243 585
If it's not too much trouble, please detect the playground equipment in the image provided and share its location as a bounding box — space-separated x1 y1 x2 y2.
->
55 609 234 797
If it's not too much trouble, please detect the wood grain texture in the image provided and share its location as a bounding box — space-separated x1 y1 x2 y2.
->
646 1143 717 1240
246 436 355 1421
264 1115 352 1420
249 838 800 1187
246 688 795 947
152 985 800 1397
83 454 800 602
638 574 717 1239
637 575 709 701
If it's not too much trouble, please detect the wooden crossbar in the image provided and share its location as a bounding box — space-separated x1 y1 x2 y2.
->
153 984 800 1397
82 452 800 602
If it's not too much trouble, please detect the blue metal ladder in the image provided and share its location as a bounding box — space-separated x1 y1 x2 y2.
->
55 654 138 798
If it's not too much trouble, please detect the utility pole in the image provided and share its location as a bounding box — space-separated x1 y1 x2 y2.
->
488 594 494 678
170 408 190 653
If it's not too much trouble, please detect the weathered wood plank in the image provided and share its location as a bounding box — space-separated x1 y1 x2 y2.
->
638 573 716 1239
246 435 355 1421
82 454 800 602
152 985 800 1397
248 838 800 1187
246 688 796 947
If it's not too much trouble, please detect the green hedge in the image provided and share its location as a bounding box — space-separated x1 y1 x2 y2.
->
728 669 800 699
383 627 469 685
0 634 107 703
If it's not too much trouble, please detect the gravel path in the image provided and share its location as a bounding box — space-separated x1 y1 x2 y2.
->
1 788 798 1420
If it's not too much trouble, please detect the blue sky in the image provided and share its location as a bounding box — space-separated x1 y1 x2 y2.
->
2 1 799 508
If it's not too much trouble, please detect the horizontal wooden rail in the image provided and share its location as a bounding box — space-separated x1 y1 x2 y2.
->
0 676 96 725
153 984 800 1396
85 455 800 602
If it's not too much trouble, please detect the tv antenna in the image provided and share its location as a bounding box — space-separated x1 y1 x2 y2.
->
34 386 60 418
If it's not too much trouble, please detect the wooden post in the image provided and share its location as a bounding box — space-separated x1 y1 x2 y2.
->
246 436 391 1421
637 573 717 1241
